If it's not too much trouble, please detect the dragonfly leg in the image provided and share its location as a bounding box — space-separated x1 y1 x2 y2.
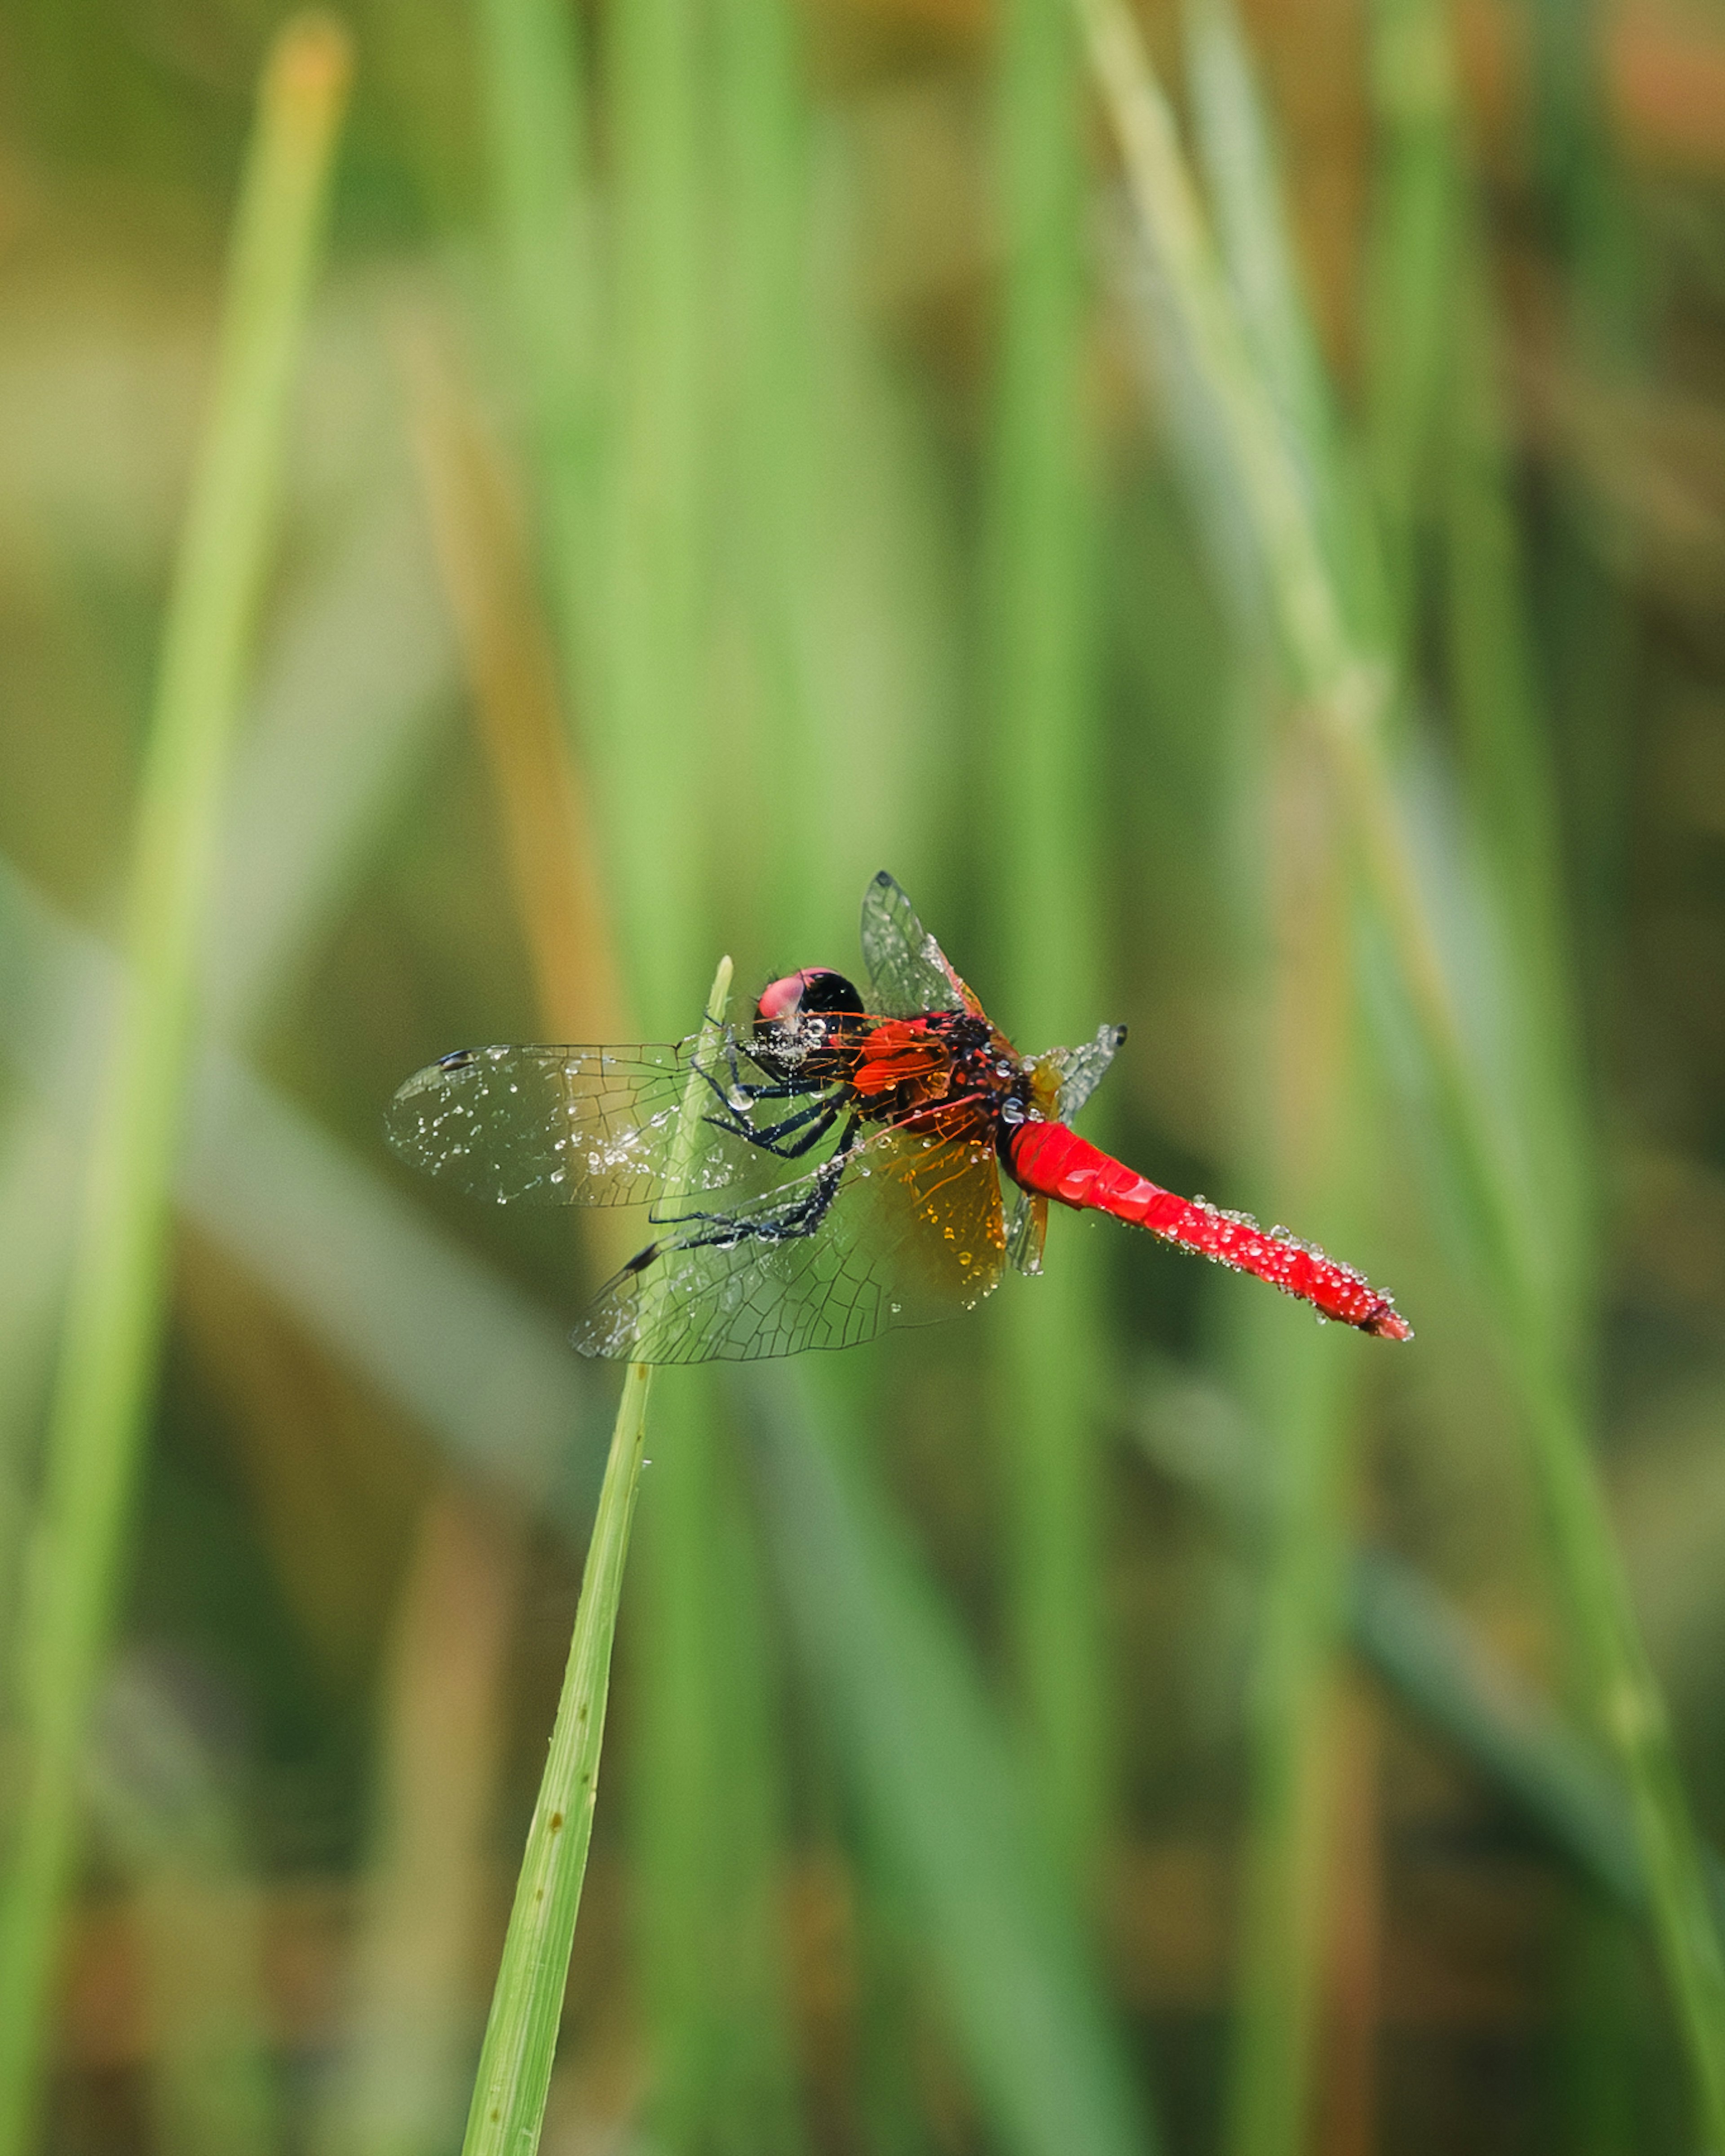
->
693 1043 815 1117
641 1116 860 1261
702 1098 840 1159
711 1033 821 1105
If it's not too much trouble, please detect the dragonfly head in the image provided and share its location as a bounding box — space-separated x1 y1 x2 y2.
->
753 968 866 1076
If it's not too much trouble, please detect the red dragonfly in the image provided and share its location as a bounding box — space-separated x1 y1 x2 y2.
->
387 872 1411 1361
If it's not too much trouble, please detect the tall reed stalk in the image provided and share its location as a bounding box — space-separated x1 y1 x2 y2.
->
476 0 599 706
1074 0 1725 2139
1172 12 1380 2147
989 0 1107 1884
603 0 704 1016
0 25 350 2149
459 958 733 2156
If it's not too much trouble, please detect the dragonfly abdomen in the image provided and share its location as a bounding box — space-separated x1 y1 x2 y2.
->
1006 1122 1411 1340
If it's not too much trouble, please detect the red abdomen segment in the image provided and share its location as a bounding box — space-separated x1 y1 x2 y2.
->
1007 1122 1412 1341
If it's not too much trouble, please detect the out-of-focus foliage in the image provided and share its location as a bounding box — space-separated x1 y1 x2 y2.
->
4 0 1725 2151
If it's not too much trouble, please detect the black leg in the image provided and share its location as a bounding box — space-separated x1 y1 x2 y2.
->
657 1115 860 1253
693 1044 819 1114
702 1099 839 1159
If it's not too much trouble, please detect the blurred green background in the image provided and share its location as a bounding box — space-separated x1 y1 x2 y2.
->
4 0 1725 2150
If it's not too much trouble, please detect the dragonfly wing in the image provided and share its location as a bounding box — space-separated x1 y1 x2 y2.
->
573 1111 1008 1363
1032 1022 1127 1125
385 1036 820 1206
1006 1188 1049 1275
859 871 980 1018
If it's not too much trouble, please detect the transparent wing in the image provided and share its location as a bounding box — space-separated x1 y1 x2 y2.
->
1006 1188 1049 1276
1031 1022 1127 1125
859 870 980 1019
385 1035 841 1208
572 1111 1008 1363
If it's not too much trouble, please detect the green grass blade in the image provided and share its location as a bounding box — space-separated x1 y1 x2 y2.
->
0 26 351 2147
1185 0 1376 645
989 0 1107 1881
1223 777 1367 2156
1151 18 1377 2146
1438 228 1593 1283
1077 1 1725 2136
476 0 599 704
1522 0 1645 1003
1360 0 1462 640
748 1363 1158 2156
459 957 733 2156
1223 1330 1357 2156
602 0 706 1029
1075 0 1353 698
711 0 820 954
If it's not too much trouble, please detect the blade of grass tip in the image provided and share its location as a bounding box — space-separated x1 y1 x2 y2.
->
1073 4 1725 2135
989 0 1108 1884
321 324 617 2152
458 955 733 2156
0 24 351 2151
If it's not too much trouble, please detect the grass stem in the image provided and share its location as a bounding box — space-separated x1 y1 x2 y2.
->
1075 0 1725 2137
991 0 1106 1883
458 957 733 2156
0 24 350 2149
476 0 598 701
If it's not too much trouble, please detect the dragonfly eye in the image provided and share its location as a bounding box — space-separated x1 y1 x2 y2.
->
755 968 864 1026
753 968 865 1073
